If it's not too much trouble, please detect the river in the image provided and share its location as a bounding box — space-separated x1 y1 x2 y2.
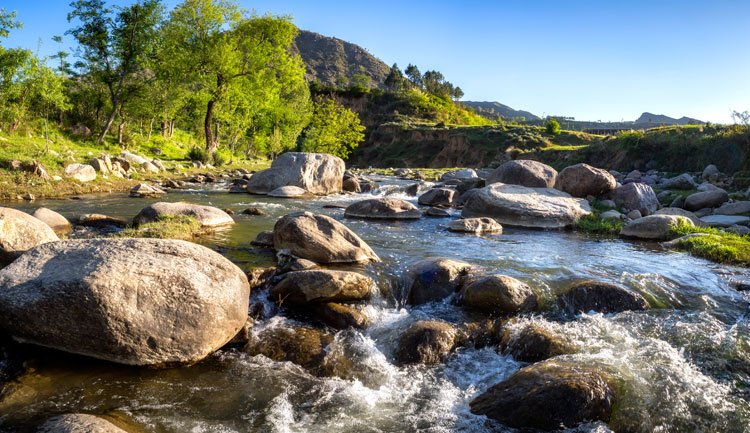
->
1 176 749 432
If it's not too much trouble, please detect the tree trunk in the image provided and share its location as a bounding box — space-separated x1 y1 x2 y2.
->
147 117 154 142
169 119 174 138
161 120 168 137
117 121 125 146
98 104 118 144
204 99 217 153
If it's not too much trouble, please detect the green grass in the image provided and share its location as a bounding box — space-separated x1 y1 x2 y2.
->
117 215 209 240
575 213 624 235
669 220 750 266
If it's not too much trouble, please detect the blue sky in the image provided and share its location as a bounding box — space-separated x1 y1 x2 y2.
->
3 0 749 123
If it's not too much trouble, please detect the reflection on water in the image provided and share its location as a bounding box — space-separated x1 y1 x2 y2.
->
2 177 750 432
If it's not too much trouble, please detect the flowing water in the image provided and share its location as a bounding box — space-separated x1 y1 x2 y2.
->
1 177 750 432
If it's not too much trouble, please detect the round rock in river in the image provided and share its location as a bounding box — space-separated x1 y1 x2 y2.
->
555 163 617 198
459 274 537 313
344 198 422 220
470 360 617 430
395 320 458 365
273 212 380 264
401 257 473 305
558 280 649 315
417 187 457 207
270 269 373 304
133 201 234 227
31 207 71 235
0 238 250 367
0 207 59 265
448 217 503 234
487 159 557 188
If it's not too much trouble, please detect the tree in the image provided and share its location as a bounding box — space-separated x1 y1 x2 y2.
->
0 9 22 38
348 73 371 94
300 96 364 159
546 117 561 135
67 0 163 143
162 0 305 153
732 110 749 127
384 63 406 92
404 63 421 88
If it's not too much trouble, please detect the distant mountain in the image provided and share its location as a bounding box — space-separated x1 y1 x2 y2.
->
292 30 391 88
461 101 540 121
635 112 704 125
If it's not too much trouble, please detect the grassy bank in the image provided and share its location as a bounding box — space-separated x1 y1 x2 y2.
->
669 220 750 266
117 216 211 241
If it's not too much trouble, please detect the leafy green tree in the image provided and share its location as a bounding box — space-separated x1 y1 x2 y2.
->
67 0 163 143
0 9 22 38
300 96 364 159
404 64 421 88
384 63 406 92
546 117 561 135
347 73 371 94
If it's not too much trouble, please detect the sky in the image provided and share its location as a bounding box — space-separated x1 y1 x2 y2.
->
3 0 749 123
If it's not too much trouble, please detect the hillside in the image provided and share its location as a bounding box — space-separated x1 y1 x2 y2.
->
292 30 391 87
461 101 540 121
635 112 704 126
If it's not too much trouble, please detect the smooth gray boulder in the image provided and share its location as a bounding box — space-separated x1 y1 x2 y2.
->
487 160 557 188
0 207 59 265
246 152 345 195
555 163 617 197
345 198 422 220
702 164 720 180
659 173 697 190
461 183 591 229
417 188 457 206
31 207 71 234
700 215 750 228
440 169 478 181
129 183 165 198
612 182 659 216
0 238 250 366
133 202 234 227
448 217 503 233
267 185 313 198
273 212 380 264
459 274 537 313
620 215 692 240
714 201 750 216
684 190 729 211
63 164 96 182
402 257 473 305
37 414 128 433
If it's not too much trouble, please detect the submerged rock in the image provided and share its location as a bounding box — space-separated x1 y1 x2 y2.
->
417 187 457 207
0 238 250 366
270 270 373 304
37 413 128 433
613 182 659 216
448 217 503 234
267 185 313 199
470 360 617 430
459 275 537 313
129 183 165 198
245 324 333 375
395 320 458 365
77 213 128 228
558 280 649 314
620 214 692 240
487 160 557 188
344 198 422 220
424 207 450 217
461 183 591 229
314 302 370 329
402 257 473 305
133 202 234 227
31 207 71 235
0 207 59 265
273 212 380 264
246 152 345 195
555 163 617 197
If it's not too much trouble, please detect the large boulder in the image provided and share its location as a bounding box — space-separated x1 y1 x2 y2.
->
659 173 697 190
702 164 720 180
612 182 659 216
0 207 59 265
470 360 617 430
459 275 537 313
267 185 313 199
440 169 478 182
620 214 693 240
120 150 147 165
555 163 617 197
448 217 503 234
31 207 71 235
714 201 750 216
0 238 250 366
37 414 128 433
270 270 373 304
344 198 422 220
64 164 96 182
273 212 379 264
395 320 458 365
133 202 234 227
246 152 345 195
700 215 750 228
461 183 591 229
684 190 729 211
500 322 575 362
558 280 649 314
487 160 557 188
417 187 457 206
653 207 702 226
401 257 472 305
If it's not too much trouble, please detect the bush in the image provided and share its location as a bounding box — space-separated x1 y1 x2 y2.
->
545 118 561 135
212 149 231 167
187 147 210 164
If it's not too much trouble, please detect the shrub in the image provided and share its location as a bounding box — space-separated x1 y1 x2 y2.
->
212 149 231 167
187 147 210 164
545 118 561 135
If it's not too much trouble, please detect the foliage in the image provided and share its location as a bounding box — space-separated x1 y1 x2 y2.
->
575 214 623 235
187 146 210 163
300 97 365 159
212 148 231 166
384 63 407 92
545 118 561 135
118 215 209 240
669 220 750 266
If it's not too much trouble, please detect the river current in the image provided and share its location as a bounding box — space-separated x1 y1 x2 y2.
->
1 176 749 432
